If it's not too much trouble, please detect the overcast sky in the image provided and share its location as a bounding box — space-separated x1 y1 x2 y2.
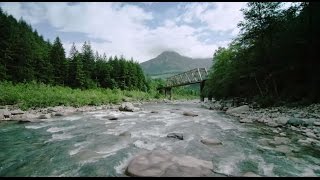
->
0 2 247 62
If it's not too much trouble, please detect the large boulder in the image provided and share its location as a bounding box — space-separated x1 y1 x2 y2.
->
125 150 213 177
167 133 183 140
119 102 135 112
226 105 249 115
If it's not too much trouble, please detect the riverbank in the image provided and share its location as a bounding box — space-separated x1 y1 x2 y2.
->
0 99 178 123
0 81 199 122
202 99 320 148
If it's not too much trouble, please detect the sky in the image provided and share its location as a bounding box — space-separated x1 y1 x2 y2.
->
0 2 248 62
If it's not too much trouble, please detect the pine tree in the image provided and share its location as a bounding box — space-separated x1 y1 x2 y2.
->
49 37 67 85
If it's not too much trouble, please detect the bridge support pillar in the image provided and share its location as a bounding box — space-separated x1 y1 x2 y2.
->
164 87 172 100
200 81 205 102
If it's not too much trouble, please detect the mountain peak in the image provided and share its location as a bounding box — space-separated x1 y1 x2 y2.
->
158 51 181 57
141 51 213 77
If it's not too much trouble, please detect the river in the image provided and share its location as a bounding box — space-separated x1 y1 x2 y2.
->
0 100 319 176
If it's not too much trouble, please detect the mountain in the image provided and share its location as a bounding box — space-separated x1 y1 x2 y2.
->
140 51 213 78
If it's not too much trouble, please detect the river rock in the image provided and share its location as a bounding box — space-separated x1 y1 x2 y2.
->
54 112 65 116
313 121 320 126
150 111 158 113
266 121 280 127
239 118 253 123
297 139 311 146
119 131 131 137
183 112 198 117
17 119 32 123
119 102 135 112
287 118 308 127
242 172 261 177
305 132 317 138
38 114 51 119
270 137 290 145
167 133 183 140
279 132 286 137
102 115 118 120
0 109 11 119
273 117 289 125
9 113 38 121
200 138 222 146
226 105 249 115
47 106 64 113
125 150 213 177
274 145 291 154
11 109 25 115
109 116 118 120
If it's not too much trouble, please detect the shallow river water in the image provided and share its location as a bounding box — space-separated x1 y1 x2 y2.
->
0 101 319 176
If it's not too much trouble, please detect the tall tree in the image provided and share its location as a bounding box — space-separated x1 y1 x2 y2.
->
49 37 67 85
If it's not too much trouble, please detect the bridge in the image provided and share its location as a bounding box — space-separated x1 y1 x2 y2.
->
157 68 211 101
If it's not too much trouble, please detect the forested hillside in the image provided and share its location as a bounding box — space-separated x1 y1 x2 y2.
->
205 2 320 106
0 7 148 91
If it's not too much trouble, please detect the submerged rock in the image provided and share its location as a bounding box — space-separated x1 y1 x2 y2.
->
167 133 183 140
125 150 213 177
200 138 222 146
103 115 118 120
109 117 118 120
119 131 131 137
183 112 198 117
150 111 158 113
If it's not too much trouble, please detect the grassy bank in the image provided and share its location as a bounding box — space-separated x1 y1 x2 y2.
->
0 81 198 110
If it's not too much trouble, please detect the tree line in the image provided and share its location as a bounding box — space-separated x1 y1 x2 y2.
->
205 2 320 106
0 7 148 91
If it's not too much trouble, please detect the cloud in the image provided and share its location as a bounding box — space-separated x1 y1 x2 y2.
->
178 2 246 32
0 2 245 62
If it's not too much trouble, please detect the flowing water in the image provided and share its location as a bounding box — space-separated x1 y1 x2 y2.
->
0 100 320 177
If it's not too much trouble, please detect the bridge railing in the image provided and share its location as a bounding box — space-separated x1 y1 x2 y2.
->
166 68 208 87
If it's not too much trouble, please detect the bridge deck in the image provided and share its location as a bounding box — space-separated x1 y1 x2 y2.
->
164 68 208 88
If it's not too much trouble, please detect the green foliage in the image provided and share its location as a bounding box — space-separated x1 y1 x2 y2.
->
0 81 153 110
205 2 320 106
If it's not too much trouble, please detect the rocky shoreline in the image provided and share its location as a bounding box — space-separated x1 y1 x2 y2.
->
0 99 168 123
201 99 320 149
